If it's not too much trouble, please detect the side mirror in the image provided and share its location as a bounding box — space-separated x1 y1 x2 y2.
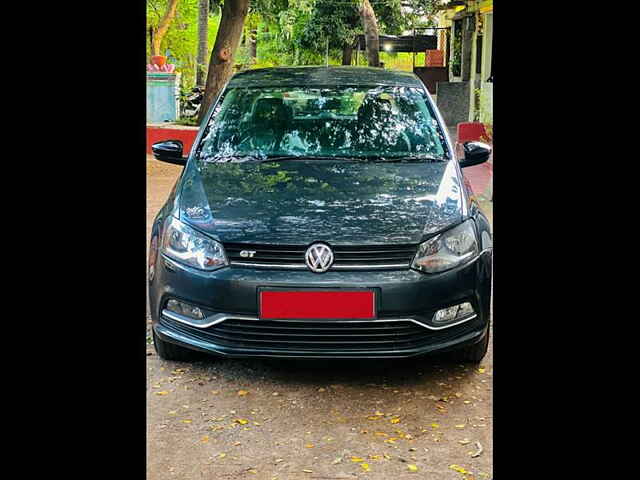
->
459 141 491 168
151 140 188 166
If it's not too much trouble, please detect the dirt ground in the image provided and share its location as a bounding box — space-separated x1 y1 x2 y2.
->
146 155 493 480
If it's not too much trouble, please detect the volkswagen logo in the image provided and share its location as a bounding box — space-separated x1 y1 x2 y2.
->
305 243 334 273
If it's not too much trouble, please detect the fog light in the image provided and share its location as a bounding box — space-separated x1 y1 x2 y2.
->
432 302 475 325
166 299 204 320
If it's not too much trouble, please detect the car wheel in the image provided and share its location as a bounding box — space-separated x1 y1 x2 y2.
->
153 330 196 362
449 329 490 364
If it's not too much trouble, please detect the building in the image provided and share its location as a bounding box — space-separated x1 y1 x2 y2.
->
434 0 493 126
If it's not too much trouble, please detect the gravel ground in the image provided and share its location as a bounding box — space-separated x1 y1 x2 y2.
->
146 155 493 480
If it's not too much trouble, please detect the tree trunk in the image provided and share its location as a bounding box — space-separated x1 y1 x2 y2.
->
196 0 209 86
342 45 353 65
249 29 257 60
198 0 250 124
359 0 380 67
152 0 181 57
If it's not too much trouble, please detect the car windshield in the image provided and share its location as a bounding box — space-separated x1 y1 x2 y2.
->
196 85 449 163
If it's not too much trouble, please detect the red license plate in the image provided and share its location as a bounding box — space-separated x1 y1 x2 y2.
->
259 290 376 320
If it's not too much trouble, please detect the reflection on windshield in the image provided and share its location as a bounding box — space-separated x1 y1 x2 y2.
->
197 86 449 163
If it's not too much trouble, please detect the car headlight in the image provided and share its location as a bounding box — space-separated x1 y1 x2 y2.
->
161 217 228 270
412 220 478 273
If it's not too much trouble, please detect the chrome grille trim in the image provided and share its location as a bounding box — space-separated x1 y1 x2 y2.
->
161 309 477 331
229 261 410 270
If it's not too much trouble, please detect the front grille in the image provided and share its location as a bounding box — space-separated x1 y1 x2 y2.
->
160 316 483 356
224 243 417 270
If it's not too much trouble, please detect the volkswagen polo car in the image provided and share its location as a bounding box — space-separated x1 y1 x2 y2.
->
148 66 492 363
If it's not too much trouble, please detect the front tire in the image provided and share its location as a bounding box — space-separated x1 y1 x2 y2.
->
153 330 196 362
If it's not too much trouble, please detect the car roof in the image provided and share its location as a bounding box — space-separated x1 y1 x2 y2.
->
227 66 425 89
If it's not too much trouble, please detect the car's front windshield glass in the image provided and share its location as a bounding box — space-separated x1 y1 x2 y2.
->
196 85 449 163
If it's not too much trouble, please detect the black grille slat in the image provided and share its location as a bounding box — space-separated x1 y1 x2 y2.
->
220 320 418 332
224 243 417 270
192 319 433 346
214 326 423 338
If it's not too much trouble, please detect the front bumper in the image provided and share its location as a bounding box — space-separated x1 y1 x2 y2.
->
149 250 491 359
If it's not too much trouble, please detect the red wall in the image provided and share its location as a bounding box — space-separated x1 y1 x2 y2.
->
147 126 199 155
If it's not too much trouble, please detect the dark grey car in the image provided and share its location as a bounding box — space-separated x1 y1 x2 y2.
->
148 66 492 363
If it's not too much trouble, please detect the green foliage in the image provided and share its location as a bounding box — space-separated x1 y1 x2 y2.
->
147 0 221 91
146 0 439 84
299 0 360 52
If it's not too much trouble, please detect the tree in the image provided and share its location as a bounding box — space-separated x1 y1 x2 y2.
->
198 0 250 124
151 0 181 57
196 0 209 86
296 0 405 68
298 0 360 66
359 0 380 67
244 13 261 63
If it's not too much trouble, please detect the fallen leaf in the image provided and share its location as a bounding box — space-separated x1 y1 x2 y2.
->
302 469 313 473
332 457 342 465
455 424 466 429
154 391 169 396
477 368 485 374
360 463 370 472
201 436 209 443
471 441 483 458
235 419 249 425
182 420 192 424
247 469 257 474
218 453 226 458
305 444 314 448
407 464 419 473
237 390 249 396
450 464 472 474
351 457 365 462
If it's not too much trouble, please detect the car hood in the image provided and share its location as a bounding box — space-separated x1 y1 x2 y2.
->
178 159 463 245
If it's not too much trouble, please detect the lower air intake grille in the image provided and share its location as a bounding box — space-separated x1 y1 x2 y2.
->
161 316 482 356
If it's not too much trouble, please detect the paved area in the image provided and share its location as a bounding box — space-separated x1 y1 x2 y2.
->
146 155 493 480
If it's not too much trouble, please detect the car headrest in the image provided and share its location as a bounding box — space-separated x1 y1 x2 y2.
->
253 97 292 125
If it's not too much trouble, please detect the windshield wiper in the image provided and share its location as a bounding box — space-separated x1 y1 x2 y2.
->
256 155 361 163
203 154 446 164
202 154 356 163
367 154 447 163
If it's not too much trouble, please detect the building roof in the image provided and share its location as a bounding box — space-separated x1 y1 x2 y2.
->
227 66 424 89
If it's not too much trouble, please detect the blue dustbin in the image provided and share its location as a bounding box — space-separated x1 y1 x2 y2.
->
147 72 180 123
